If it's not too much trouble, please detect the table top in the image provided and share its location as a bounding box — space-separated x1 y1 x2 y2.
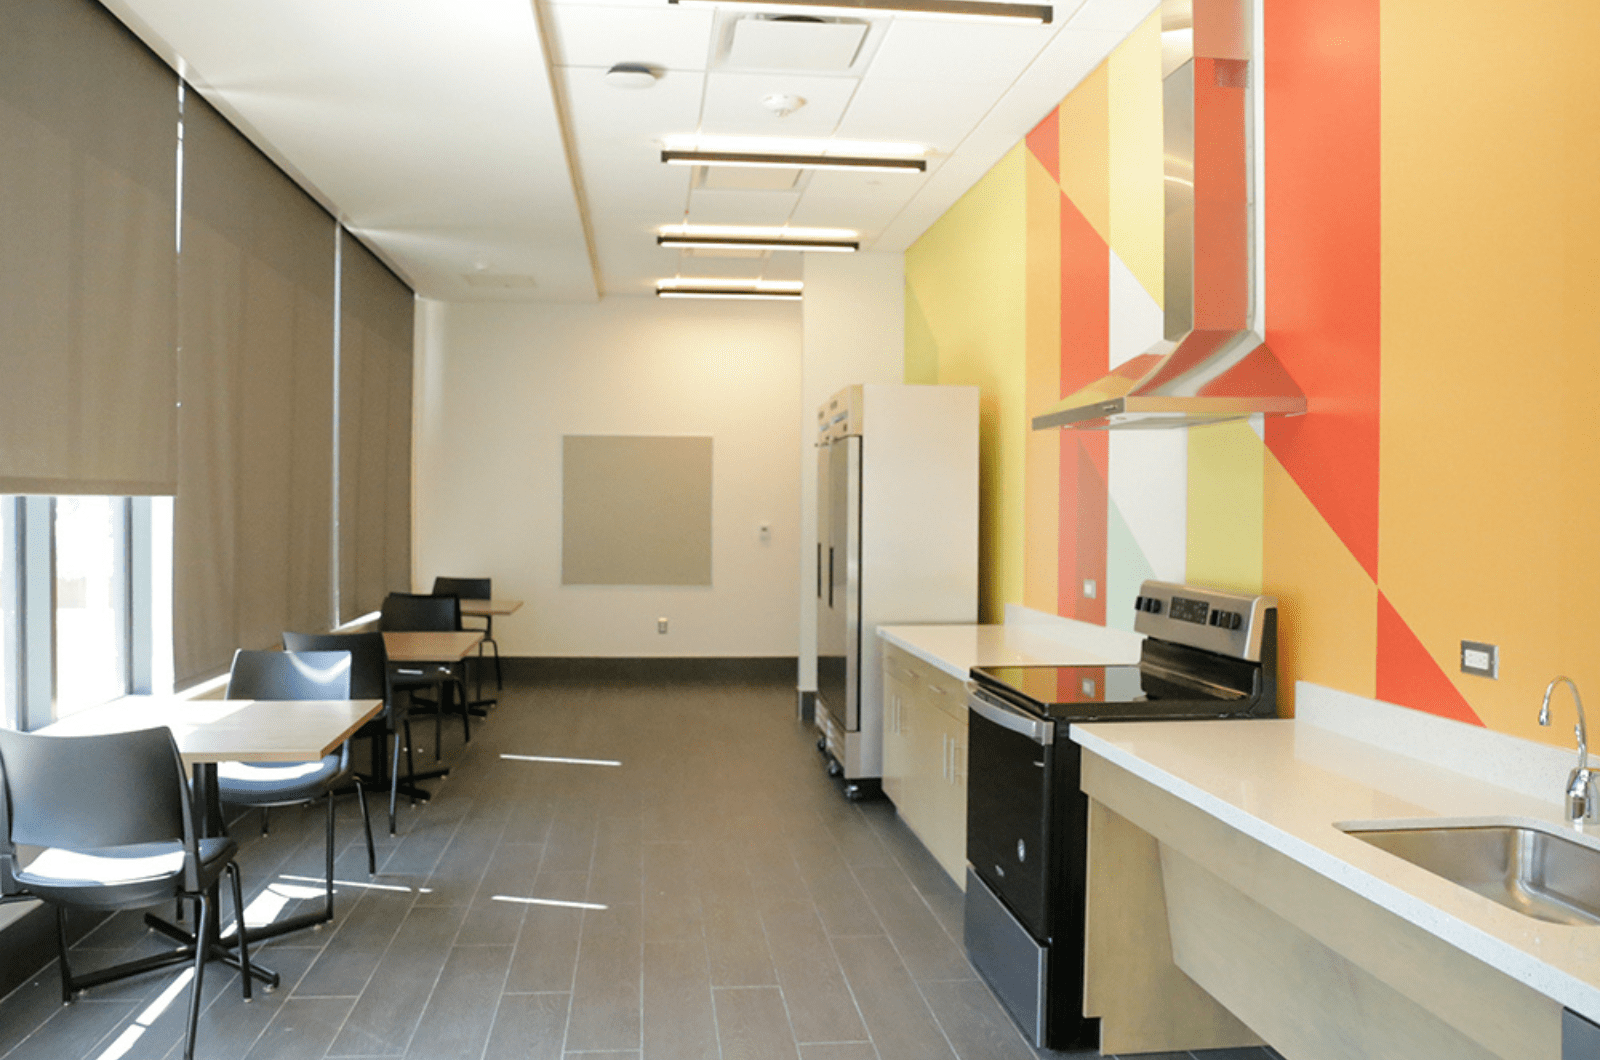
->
41 696 383 764
459 598 522 617
383 630 483 663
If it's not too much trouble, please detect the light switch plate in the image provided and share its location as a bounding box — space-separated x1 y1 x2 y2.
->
1461 640 1497 678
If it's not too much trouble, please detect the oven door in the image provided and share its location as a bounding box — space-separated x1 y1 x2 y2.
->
965 688 1054 938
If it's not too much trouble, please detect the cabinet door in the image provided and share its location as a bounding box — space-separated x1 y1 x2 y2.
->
881 651 912 806
925 710 967 888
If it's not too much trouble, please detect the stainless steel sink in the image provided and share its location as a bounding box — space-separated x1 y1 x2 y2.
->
1342 821 1600 926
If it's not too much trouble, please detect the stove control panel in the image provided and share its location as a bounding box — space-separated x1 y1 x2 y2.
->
1132 580 1276 662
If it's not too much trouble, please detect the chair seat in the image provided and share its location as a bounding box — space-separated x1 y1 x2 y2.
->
218 754 343 805
15 837 237 909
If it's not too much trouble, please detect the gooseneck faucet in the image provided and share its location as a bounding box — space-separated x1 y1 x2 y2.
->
1539 676 1600 826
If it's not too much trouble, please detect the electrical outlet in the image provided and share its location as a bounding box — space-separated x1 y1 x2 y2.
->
1082 579 1097 599
657 617 669 634
1461 640 1497 678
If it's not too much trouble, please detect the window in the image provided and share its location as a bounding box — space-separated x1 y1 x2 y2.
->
0 496 172 730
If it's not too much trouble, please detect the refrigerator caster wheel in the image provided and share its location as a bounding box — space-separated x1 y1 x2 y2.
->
826 759 843 778
844 783 866 801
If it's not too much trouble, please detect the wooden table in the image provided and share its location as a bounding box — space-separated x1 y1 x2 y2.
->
459 598 522 620
41 694 383 989
382 630 482 664
459 599 520 695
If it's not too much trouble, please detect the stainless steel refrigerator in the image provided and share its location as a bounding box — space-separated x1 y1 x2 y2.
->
813 384 978 799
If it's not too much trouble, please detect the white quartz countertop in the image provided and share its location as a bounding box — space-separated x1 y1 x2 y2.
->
876 620 1140 680
1072 714 1600 1021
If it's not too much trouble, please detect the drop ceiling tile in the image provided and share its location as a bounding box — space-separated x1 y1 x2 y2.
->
1066 0 1155 33
687 188 801 225
547 3 715 70
789 191 910 238
562 66 705 148
759 254 804 282
832 76 997 149
725 17 868 71
699 71 859 137
699 166 802 191
864 20 1053 85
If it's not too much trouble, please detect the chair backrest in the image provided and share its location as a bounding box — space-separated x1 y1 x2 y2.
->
431 576 490 600
227 650 353 701
379 592 460 633
0 727 190 853
281 632 387 700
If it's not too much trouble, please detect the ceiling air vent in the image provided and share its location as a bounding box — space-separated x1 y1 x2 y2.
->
725 15 868 71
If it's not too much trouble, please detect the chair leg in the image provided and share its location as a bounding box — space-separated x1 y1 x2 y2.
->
323 792 337 922
260 806 270 837
434 685 443 762
55 905 73 1004
404 718 417 804
355 776 376 875
226 862 253 1002
389 727 402 835
458 676 471 743
183 892 211 1060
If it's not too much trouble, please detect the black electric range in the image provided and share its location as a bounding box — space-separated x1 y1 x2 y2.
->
963 581 1279 1051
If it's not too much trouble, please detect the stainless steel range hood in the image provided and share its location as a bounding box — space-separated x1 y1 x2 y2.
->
1032 0 1304 431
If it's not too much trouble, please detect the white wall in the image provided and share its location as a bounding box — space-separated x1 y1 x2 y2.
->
413 295 802 657
797 253 907 691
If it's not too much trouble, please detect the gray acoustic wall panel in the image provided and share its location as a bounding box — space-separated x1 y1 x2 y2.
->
562 435 713 586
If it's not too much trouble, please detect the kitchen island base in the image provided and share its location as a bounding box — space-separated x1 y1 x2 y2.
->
1082 751 1562 1060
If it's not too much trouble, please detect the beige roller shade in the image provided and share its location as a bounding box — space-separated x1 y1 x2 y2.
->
338 234 414 623
0 0 178 495
173 92 336 685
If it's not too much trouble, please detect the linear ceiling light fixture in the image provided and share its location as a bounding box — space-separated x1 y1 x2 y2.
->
656 279 804 301
659 234 858 253
662 148 925 172
667 0 1052 24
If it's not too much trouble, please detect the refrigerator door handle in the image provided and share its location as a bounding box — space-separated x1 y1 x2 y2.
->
828 546 835 609
817 542 823 599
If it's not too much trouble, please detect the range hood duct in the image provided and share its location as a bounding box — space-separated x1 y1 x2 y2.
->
1032 0 1304 431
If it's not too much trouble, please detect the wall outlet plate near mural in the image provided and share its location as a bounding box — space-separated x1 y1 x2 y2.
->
1460 641 1498 679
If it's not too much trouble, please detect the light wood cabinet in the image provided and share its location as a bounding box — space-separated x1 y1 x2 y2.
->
880 642 968 887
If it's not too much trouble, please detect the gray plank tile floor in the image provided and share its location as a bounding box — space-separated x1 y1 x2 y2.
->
0 668 1283 1060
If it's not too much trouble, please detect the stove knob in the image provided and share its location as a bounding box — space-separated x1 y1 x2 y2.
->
1208 611 1221 626
1229 611 1243 630
1017 839 1027 863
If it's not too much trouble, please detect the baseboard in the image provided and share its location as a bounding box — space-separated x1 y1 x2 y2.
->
507 656 798 684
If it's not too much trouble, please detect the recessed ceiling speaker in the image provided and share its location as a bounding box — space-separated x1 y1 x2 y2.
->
604 62 662 89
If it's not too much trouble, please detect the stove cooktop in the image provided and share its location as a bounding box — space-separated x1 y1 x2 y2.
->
970 663 1251 723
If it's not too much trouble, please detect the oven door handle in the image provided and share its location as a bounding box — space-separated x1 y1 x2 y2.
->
968 692 1054 746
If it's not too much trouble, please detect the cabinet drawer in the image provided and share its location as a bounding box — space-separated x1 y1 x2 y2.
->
899 651 970 723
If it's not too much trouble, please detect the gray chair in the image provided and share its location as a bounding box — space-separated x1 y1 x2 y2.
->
219 649 375 935
380 592 473 753
282 630 411 836
431 575 501 693
0 726 253 1060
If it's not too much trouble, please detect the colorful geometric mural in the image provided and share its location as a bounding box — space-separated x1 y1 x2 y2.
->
906 0 1600 746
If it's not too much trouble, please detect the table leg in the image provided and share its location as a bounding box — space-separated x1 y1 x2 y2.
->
136 764 282 990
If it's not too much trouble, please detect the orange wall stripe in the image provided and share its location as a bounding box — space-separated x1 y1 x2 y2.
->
1026 107 1060 185
1261 0 1382 582
1376 592 1484 726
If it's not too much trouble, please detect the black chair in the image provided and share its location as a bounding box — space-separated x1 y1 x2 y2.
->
0 726 253 1060
379 592 473 753
431 576 501 694
283 631 413 836
219 649 375 935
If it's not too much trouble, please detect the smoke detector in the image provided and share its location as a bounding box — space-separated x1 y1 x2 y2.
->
604 62 662 89
761 93 806 117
